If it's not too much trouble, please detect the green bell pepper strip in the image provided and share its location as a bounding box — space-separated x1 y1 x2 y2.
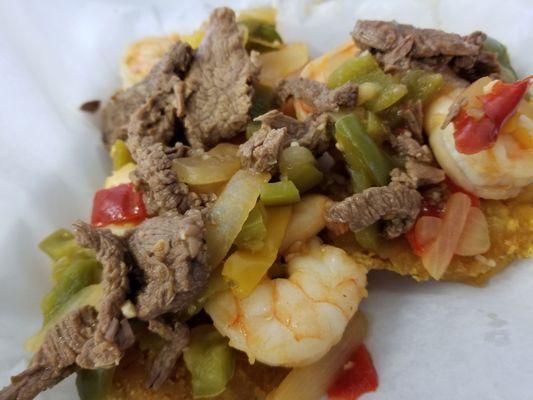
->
183 325 236 398
238 19 283 53
284 163 324 193
402 69 444 103
365 110 386 144
260 180 301 206
76 368 115 400
335 114 392 187
367 83 408 112
234 201 268 252
327 53 380 89
250 84 276 118
41 257 101 324
279 146 323 193
245 121 262 139
354 224 380 253
39 229 79 261
483 37 518 82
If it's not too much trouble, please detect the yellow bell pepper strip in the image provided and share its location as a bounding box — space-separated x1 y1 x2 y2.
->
234 201 268 252
259 43 309 87
260 180 301 206
173 143 241 185
26 284 103 352
186 271 230 317
76 368 115 400
222 206 292 298
183 325 236 399
110 139 133 171
327 53 380 89
205 170 270 268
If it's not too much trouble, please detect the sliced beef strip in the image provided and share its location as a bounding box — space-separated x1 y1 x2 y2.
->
73 222 134 369
387 130 445 188
398 99 423 141
326 182 422 238
390 161 445 188
0 307 97 400
101 42 193 147
128 210 209 320
238 127 287 173
128 137 214 216
388 130 433 163
147 320 189 390
352 20 501 81
255 110 330 153
183 7 260 149
277 76 358 112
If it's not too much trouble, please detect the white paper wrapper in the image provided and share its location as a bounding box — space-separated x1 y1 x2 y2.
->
0 0 531 398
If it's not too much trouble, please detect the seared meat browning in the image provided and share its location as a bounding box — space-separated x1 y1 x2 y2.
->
326 182 422 238
352 20 501 81
255 110 330 153
277 76 358 112
147 320 190 389
0 307 97 400
238 127 287 173
101 42 193 147
128 210 209 320
388 130 445 188
183 7 260 148
73 222 134 369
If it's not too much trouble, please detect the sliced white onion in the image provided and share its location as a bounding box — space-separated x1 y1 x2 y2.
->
415 216 442 246
267 313 368 400
421 193 471 280
455 207 491 256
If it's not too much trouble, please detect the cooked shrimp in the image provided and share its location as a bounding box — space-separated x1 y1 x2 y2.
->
294 41 359 119
204 238 367 367
424 79 533 199
121 34 180 88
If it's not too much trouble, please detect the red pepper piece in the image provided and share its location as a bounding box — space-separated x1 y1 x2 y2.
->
482 79 530 126
453 77 531 154
91 183 147 227
328 344 379 400
453 110 498 154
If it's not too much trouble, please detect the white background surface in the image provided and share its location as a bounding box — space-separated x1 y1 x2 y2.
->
0 0 532 399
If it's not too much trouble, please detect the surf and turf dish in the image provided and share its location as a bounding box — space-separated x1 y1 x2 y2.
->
1 5 532 400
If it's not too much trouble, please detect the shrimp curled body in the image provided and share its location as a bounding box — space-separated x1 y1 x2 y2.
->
205 239 367 367
425 80 533 200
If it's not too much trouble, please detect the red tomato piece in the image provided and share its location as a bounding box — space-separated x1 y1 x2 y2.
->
328 345 378 400
91 183 147 227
